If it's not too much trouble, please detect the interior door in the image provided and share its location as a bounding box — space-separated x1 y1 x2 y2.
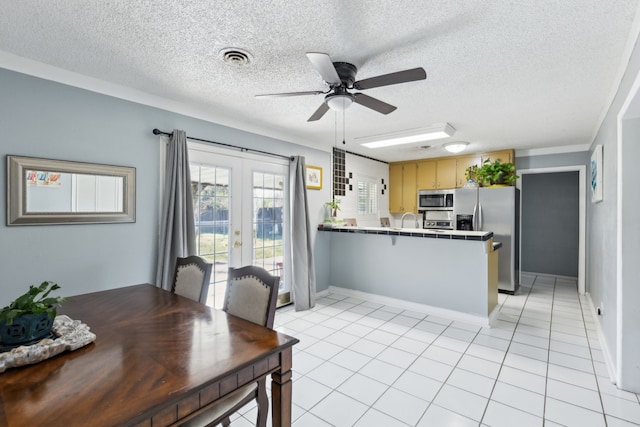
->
188 144 289 308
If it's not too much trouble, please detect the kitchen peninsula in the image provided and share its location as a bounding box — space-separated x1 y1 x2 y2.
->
318 226 500 326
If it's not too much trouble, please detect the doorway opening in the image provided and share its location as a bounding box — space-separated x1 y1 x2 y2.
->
517 166 586 295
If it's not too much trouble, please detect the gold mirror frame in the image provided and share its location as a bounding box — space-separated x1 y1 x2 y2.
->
7 155 136 225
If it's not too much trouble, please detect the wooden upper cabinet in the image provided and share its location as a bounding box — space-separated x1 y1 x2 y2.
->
389 163 404 214
389 162 418 213
389 149 514 204
456 155 482 188
436 158 456 189
482 150 513 164
417 160 436 190
402 163 418 213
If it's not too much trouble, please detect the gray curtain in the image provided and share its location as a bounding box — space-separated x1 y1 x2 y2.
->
289 156 316 310
155 130 196 290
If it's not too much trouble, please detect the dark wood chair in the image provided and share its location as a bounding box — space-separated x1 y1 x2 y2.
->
178 265 280 427
171 255 212 304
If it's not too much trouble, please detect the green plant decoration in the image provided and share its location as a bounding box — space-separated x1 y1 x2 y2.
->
325 198 342 217
0 281 66 325
476 158 519 186
465 165 479 182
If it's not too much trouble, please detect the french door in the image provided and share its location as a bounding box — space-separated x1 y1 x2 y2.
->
189 144 290 308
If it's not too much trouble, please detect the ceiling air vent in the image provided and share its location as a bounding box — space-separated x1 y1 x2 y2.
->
219 48 253 67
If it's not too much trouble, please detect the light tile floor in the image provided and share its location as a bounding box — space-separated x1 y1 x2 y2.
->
231 274 640 426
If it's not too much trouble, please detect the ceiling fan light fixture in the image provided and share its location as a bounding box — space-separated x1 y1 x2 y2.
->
357 123 455 149
326 93 354 111
443 141 469 153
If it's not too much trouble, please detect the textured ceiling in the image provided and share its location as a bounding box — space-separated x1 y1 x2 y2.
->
0 1 638 161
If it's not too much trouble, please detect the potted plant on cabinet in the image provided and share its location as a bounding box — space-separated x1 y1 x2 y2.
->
475 158 519 187
0 281 65 349
464 164 480 187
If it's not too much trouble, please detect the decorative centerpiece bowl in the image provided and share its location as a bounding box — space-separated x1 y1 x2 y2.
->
0 281 65 351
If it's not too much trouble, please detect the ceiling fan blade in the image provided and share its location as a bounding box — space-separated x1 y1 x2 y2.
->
255 90 324 98
353 93 397 114
353 67 427 90
306 52 341 86
307 102 330 122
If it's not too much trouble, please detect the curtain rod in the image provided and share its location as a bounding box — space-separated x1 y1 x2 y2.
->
152 129 294 161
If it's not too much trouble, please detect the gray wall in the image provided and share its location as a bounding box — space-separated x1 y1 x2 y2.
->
516 151 590 170
521 171 579 277
587 32 640 390
0 68 331 306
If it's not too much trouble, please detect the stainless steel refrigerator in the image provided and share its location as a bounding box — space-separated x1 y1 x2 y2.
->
454 187 520 293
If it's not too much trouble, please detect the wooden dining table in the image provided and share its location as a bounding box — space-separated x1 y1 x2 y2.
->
0 284 299 427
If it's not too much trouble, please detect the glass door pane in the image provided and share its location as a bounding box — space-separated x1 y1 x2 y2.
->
191 163 232 308
253 171 285 273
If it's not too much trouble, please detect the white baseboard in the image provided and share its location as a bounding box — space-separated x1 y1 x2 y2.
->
325 286 496 328
585 292 617 385
521 271 578 281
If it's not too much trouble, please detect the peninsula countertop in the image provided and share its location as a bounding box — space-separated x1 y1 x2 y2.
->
317 225 493 241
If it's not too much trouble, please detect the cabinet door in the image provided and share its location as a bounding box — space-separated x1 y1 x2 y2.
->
456 155 481 187
402 163 418 213
389 163 404 214
417 160 436 190
436 158 457 189
482 150 512 164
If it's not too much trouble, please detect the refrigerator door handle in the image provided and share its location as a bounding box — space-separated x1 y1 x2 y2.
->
478 203 483 231
472 203 478 230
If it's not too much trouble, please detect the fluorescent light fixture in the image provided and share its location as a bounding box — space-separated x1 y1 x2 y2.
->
443 141 469 153
357 123 455 149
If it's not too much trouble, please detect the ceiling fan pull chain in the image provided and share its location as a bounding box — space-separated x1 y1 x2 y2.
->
342 108 346 145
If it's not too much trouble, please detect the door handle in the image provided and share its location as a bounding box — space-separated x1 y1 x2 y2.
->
472 204 478 231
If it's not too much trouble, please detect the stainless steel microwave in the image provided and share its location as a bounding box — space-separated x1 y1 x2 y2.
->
418 189 454 211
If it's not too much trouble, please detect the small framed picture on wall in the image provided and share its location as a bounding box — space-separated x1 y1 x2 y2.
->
306 165 322 190
591 145 603 203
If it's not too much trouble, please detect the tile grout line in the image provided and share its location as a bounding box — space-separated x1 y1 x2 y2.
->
477 278 536 425
542 275 557 426
274 276 621 427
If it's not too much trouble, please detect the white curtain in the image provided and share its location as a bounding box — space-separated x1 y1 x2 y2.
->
155 130 196 290
289 156 316 310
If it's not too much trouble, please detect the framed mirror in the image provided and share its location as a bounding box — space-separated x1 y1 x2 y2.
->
7 155 136 225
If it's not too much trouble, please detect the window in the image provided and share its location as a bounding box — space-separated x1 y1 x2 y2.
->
357 178 378 215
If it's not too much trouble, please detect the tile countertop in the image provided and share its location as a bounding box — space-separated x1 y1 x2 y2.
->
317 225 493 241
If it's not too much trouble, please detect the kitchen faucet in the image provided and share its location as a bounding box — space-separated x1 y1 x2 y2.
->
400 212 418 228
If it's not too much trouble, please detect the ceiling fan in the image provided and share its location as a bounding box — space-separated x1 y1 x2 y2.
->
256 53 427 122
